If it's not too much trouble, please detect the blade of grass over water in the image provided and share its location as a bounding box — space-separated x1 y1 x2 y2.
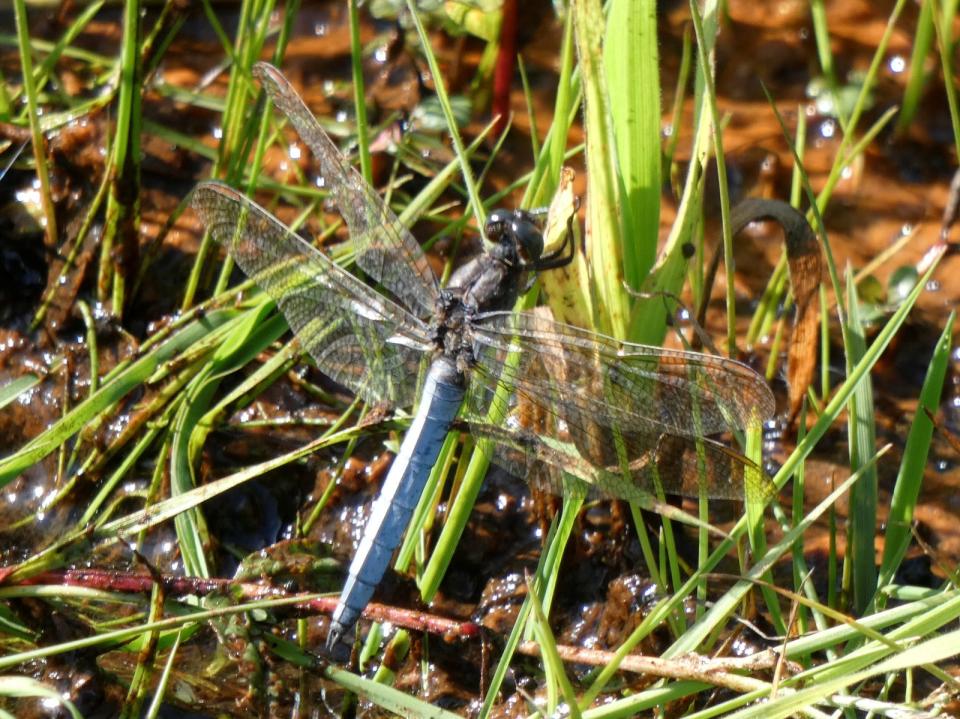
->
8 0 104 108
663 23 693 171
525 8 578 207
517 56 540 161
534 485 585 633
348 0 372 184
478 514 562 719
809 0 846 130
0 311 240 487
895 0 935 136
932 0 960 162
574 0 627 338
0 375 43 411
0 676 82 719
405 0 485 231
604 0 661 283
98 0 143 317
526 574 583 719
875 312 953 601
12 0 57 250
91 422 367 549
844 265 878 614
170 304 290 578
182 0 279 309
31 150 114 330
690 0 736 354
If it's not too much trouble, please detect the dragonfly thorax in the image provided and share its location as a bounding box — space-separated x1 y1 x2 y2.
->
433 214 547 370
445 209 547 315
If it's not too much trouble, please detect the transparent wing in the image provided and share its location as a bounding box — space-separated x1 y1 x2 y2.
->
191 181 432 407
464 421 768 502
465 311 776 501
254 62 439 320
470 421 775 503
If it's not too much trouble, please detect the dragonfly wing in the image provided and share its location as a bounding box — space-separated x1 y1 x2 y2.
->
462 419 770 502
465 310 776 500
192 181 431 408
254 63 440 320
469 310 775 435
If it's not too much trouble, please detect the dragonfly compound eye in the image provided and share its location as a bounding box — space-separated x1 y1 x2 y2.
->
484 209 510 239
512 218 544 264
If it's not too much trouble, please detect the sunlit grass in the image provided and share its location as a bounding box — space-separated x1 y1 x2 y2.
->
0 0 959 715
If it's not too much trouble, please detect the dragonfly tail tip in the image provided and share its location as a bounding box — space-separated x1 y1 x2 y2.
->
325 623 345 652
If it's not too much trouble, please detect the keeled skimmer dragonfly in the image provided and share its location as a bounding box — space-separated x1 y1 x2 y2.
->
191 63 776 650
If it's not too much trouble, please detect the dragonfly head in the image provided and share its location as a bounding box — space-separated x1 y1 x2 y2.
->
485 209 545 268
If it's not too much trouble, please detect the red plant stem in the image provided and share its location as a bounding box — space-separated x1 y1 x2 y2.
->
19 568 482 641
492 0 519 135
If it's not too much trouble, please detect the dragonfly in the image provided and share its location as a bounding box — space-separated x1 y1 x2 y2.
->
191 62 776 651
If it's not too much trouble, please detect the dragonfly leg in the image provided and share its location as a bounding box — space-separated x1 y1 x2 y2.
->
534 211 577 270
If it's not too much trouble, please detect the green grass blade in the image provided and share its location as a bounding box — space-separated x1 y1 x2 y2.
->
844 265 878 613
0 676 82 719
526 574 583 719
169 368 217 578
895 0 934 135
526 8 577 207
536 488 585 628
627 2 716 346
12 0 57 249
98 0 143 314
932 0 960 162
348 0 372 183
0 311 239 487
574 0 627 337
95 422 365 543
477 516 562 719
876 311 953 597
20 0 104 105
690 0 737 354
170 304 289 578
405 0 484 229
604 0 660 282
657 244 945 657
809 0 845 129
0 374 43 412
325 664 464 718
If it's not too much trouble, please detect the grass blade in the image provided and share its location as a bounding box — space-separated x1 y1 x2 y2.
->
12 0 57 250
0 311 238 488
876 311 953 598
845 265 878 613
605 0 661 282
574 0 628 338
